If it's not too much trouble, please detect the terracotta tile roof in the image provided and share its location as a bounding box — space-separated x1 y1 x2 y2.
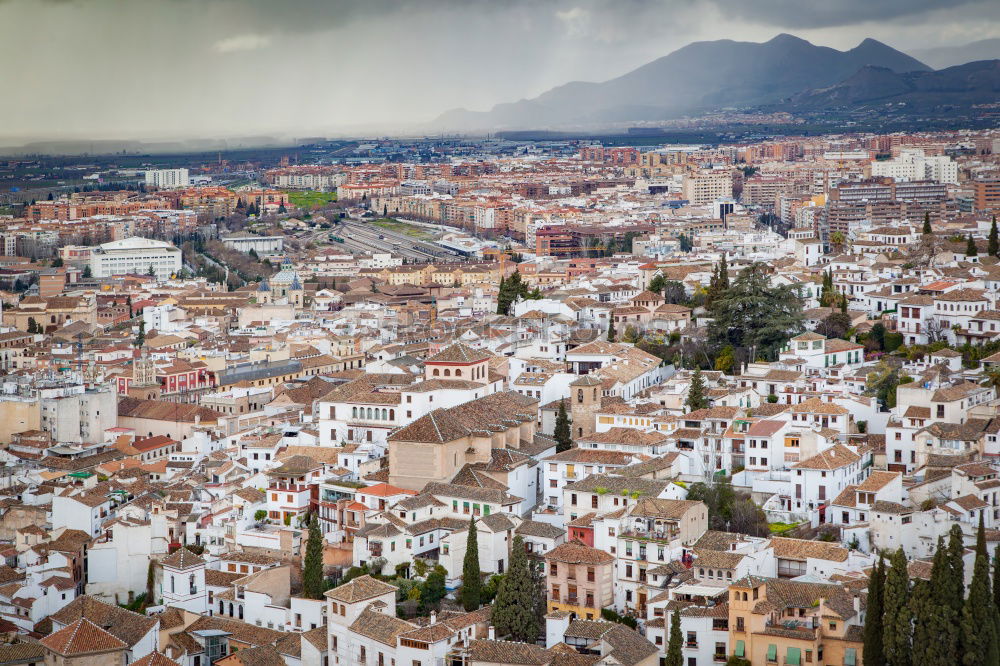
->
856 471 900 492
41 617 127 656
389 392 537 444
577 427 667 446
348 606 416 646
467 639 549 664
131 652 182 666
545 541 614 565
161 546 205 570
788 397 849 415
792 444 861 470
324 575 398 603
49 595 157 647
769 537 849 562
426 342 492 364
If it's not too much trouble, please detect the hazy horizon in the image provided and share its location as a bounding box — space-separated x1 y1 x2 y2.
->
1 0 998 143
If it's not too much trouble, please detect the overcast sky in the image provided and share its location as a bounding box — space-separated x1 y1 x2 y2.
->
1 0 997 141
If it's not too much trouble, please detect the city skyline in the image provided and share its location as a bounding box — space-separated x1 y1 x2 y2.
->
1 0 998 142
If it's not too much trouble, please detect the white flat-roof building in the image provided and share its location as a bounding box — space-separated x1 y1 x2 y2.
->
144 168 189 189
89 237 182 280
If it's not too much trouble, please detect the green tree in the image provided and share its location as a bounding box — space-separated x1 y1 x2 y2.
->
51 256 63 267
134 319 145 348
665 608 683 666
870 322 887 350
147 264 156 277
26 317 38 334
923 212 933 235
82 265 92 279
248 248 259 260
496 271 530 315
989 217 999 258
883 548 911 666
492 536 539 642
303 516 324 599
994 544 1000 619
461 515 481 612
963 515 999 666
662 280 687 305
967 234 979 257
708 263 803 361
919 535 961 665
648 274 666 295
554 400 572 453
864 555 887 666
685 367 708 411
715 345 735 373
423 565 446 607
622 325 640 344
607 319 616 342
817 312 852 340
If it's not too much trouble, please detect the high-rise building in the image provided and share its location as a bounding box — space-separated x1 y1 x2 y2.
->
973 179 1000 212
144 168 189 189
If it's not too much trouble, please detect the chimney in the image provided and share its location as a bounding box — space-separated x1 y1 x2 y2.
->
853 595 860 613
488 625 495 640
430 611 437 625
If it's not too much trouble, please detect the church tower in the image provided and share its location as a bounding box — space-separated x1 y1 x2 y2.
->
128 347 161 400
289 275 304 308
569 374 602 439
257 279 272 305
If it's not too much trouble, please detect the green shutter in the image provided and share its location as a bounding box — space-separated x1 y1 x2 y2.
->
844 648 857 666
735 640 745 657
453 500 458 511
767 644 777 662
786 647 801 665
483 505 490 515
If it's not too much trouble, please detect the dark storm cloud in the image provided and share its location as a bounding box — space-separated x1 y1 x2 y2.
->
704 0 996 29
0 0 997 141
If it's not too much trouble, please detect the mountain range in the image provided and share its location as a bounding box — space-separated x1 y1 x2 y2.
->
434 34 998 131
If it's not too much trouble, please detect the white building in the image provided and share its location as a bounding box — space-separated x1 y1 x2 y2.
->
870 149 959 185
89 237 183 280
144 168 190 189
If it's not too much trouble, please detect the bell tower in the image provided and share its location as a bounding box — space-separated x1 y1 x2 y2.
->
569 374 602 439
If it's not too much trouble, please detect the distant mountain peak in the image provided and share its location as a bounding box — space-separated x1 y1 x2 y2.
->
432 34 935 131
768 33 809 45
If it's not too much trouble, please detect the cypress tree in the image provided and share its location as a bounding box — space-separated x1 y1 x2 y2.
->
665 608 683 666
492 536 539 642
718 254 729 290
461 515 481 612
685 367 708 411
302 515 324 599
864 555 887 666
883 548 911 666
607 319 616 342
963 514 999 666
966 234 979 257
554 400 572 452
946 524 967 618
994 544 1000 618
920 536 960 665
496 277 507 315
923 212 932 235
989 217 1000 258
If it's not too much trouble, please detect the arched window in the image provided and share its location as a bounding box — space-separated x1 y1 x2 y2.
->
381 408 388 420
433 369 440 376
577 389 584 403
352 407 357 418
456 369 462 377
366 408 372 419
444 369 451 377
389 409 395 420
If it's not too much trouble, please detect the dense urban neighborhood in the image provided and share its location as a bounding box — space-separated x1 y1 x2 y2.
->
0 124 999 666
